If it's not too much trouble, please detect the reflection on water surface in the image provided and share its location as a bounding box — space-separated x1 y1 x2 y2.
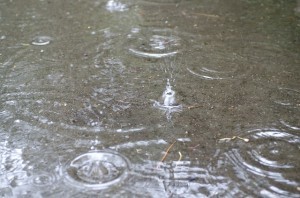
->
0 0 299 197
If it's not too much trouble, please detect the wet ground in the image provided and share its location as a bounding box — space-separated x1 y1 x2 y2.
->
0 0 300 197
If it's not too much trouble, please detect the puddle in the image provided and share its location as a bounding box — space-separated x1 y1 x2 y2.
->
0 0 299 197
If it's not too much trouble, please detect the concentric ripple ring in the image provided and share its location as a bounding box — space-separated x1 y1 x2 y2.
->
64 150 130 189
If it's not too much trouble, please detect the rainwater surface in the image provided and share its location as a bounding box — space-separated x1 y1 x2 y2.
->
0 0 300 197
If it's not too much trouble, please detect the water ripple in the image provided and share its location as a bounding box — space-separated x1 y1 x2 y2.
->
187 67 234 80
212 128 300 197
186 44 251 80
0 30 134 132
30 172 57 186
64 150 130 190
280 120 300 131
273 88 300 108
31 36 53 46
129 48 178 58
127 28 182 59
132 160 231 197
110 139 167 150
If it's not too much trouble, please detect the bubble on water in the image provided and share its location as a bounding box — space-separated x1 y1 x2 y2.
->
31 36 53 46
213 128 300 197
64 151 130 189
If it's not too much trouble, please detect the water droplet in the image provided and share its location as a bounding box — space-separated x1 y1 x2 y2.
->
153 79 182 120
64 151 130 189
31 36 53 46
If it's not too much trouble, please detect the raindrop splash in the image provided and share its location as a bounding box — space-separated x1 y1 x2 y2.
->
153 79 182 120
64 151 130 189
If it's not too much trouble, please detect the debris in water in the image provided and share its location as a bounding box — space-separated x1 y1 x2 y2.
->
218 136 249 143
177 151 182 162
187 105 202 110
160 140 177 162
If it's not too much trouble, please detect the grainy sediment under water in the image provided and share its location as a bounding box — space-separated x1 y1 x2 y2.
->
0 0 300 197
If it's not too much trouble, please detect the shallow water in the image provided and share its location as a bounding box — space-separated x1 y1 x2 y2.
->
0 0 300 197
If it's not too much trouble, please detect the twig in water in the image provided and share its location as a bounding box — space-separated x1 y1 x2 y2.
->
160 140 177 162
187 105 202 110
188 144 200 151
